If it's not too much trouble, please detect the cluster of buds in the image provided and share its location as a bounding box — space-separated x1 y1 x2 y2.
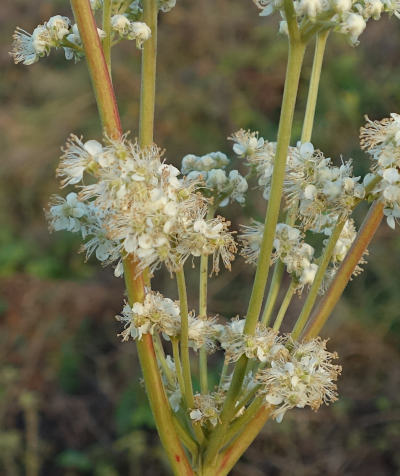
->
361 113 400 228
253 0 400 45
181 151 248 208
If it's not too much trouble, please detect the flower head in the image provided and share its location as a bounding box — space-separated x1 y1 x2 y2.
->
256 337 341 422
116 292 181 341
361 114 400 228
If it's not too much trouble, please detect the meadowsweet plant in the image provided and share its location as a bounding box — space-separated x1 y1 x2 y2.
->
11 0 400 474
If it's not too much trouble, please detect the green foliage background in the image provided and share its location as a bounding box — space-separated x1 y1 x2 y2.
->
0 0 400 474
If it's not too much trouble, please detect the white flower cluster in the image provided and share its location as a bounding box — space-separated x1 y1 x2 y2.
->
231 131 362 228
285 142 365 230
116 292 181 341
111 15 151 49
274 223 319 288
240 223 319 291
253 0 400 45
47 192 121 268
50 135 236 275
230 129 277 201
360 113 400 229
176 217 237 274
181 152 248 208
231 131 364 230
189 392 224 427
116 292 219 350
10 16 81 65
256 337 341 422
217 319 288 363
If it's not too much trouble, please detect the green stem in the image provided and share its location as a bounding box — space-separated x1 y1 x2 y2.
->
235 384 261 412
176 269 205 444
176 268 194 406
199 256 209 395
305 202 384 338
199 207 215 395
139 0 158 145
204 38 306 468
261 32 328 323
153 334 175 386
172 337 188 409
260 260 285 326
172 415 198 458
273 280 296 331
300 30 329 143
218 361 229 391
102 0 113 74
244 39 306 336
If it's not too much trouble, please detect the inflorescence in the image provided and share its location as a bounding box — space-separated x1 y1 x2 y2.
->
11 0 400 442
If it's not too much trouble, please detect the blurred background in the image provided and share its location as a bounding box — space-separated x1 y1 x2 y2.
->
1 0 400 474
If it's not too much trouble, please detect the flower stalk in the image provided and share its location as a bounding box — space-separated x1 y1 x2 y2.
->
204 34 306 467
70 2 193 473
102 0 112 73
301 30 329 143
305 202 384 338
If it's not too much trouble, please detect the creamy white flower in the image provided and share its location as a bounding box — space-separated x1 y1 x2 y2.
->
47 192 87 233
341 13 367 45
130 22 152 49
116 292 181 341
46 15 71 41
295 0 325 18
332 0 352 13
111 15 132 36
57 135 104 186
11 25 51 65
